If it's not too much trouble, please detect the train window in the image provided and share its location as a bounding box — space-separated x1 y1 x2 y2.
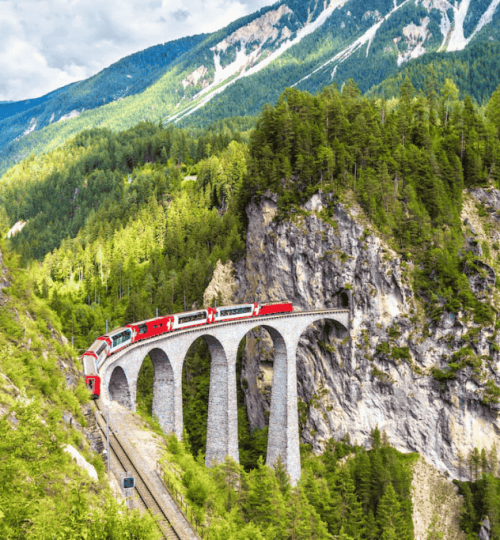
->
138 324 147 334
154 325 157 328
88 379 94 391
112 330 132 347
220 307 252 317
160 324 163 327
178 311 207 324
97 343 107 356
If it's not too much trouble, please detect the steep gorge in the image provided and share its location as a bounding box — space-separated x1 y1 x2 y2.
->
235 190 500 480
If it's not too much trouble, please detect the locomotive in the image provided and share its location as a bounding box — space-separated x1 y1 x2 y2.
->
83 301 292 398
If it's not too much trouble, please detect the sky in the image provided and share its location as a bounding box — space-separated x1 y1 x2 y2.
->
0 0 276 102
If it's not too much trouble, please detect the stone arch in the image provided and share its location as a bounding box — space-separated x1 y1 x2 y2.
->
141 348 175 435
236 324 291 472
109 366 132 409
182 334 237 467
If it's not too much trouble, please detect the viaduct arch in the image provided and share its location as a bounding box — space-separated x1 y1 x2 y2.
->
101 309 349 484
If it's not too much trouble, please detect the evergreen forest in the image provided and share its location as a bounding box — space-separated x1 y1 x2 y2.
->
2 76 500 537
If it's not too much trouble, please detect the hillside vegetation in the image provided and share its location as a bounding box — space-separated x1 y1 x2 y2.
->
0 246 159 538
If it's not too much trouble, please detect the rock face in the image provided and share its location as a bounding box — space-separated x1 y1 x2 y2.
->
479 517 491 540
411 456 465 540
0 247 10 303
235 191 500 479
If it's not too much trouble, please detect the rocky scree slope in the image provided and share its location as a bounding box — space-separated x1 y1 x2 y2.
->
234 191 500 479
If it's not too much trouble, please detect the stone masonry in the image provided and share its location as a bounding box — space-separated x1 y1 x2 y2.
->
100 309 349 484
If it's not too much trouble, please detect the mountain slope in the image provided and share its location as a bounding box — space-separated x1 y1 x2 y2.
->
1 0 500 176
0 34 207 155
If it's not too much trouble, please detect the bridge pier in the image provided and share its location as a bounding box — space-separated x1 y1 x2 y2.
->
149 349 176 435
205 337 239 466
266 329 301 485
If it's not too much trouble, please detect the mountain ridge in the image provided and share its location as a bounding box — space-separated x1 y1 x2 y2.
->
1 0 499 177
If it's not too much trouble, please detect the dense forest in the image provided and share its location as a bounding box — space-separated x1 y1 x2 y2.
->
2 76 500 537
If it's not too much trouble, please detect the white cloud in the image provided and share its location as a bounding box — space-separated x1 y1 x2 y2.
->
0 0 277 101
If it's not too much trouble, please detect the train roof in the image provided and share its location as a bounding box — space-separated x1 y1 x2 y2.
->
216 303 254 310
174 308 209 316
127 314 172 326
103 326 129 337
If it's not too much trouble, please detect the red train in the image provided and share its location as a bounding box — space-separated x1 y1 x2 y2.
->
83 302 292 398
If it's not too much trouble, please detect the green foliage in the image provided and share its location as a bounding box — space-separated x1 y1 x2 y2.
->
0 401 160 539
457 474 500 539
0 244 160 538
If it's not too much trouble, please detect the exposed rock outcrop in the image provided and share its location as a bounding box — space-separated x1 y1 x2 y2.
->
235 191 500 479
203 259 238 307
479 517 491 540
411 456 465 540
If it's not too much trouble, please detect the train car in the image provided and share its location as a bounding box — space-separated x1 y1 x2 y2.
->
98 327 134 355
257 301 293 316
127 315 175 342
172 308 215 330
83 355 101 399
83 338 109 368
215 303 255 322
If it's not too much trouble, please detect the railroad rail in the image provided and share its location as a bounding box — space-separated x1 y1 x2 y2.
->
94 400 193 540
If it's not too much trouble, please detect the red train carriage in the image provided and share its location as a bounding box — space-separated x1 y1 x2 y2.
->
126 315 175 342
82 302 293 399
257 301 293 316
83 355 101 400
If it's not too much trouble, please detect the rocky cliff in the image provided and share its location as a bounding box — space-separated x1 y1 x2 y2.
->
235 190 500 480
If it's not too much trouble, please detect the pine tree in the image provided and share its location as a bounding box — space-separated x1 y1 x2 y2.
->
336 467 366 538
354 450 372 513
483 474 500 539
285 486 329 540
241 456 286 534
376 483 408 539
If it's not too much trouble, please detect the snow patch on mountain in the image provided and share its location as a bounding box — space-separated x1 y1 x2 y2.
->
446 0 472 51
464 0 500 44
420 0 453 51
397 17 431 65
172 0 349 123
58 110 81 122
23 119 37 136
447 0 500 51
209 4 293 86
294 0 412 87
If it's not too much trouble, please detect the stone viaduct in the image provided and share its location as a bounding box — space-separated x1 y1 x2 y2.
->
98 309 349 484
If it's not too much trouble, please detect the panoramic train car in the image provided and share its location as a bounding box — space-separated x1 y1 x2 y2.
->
98 327 133 355
172 308 216 330
83 338 109 367
215 303 255 322
127 315 175 342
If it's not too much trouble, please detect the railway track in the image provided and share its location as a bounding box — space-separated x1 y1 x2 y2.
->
93 400 185 540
